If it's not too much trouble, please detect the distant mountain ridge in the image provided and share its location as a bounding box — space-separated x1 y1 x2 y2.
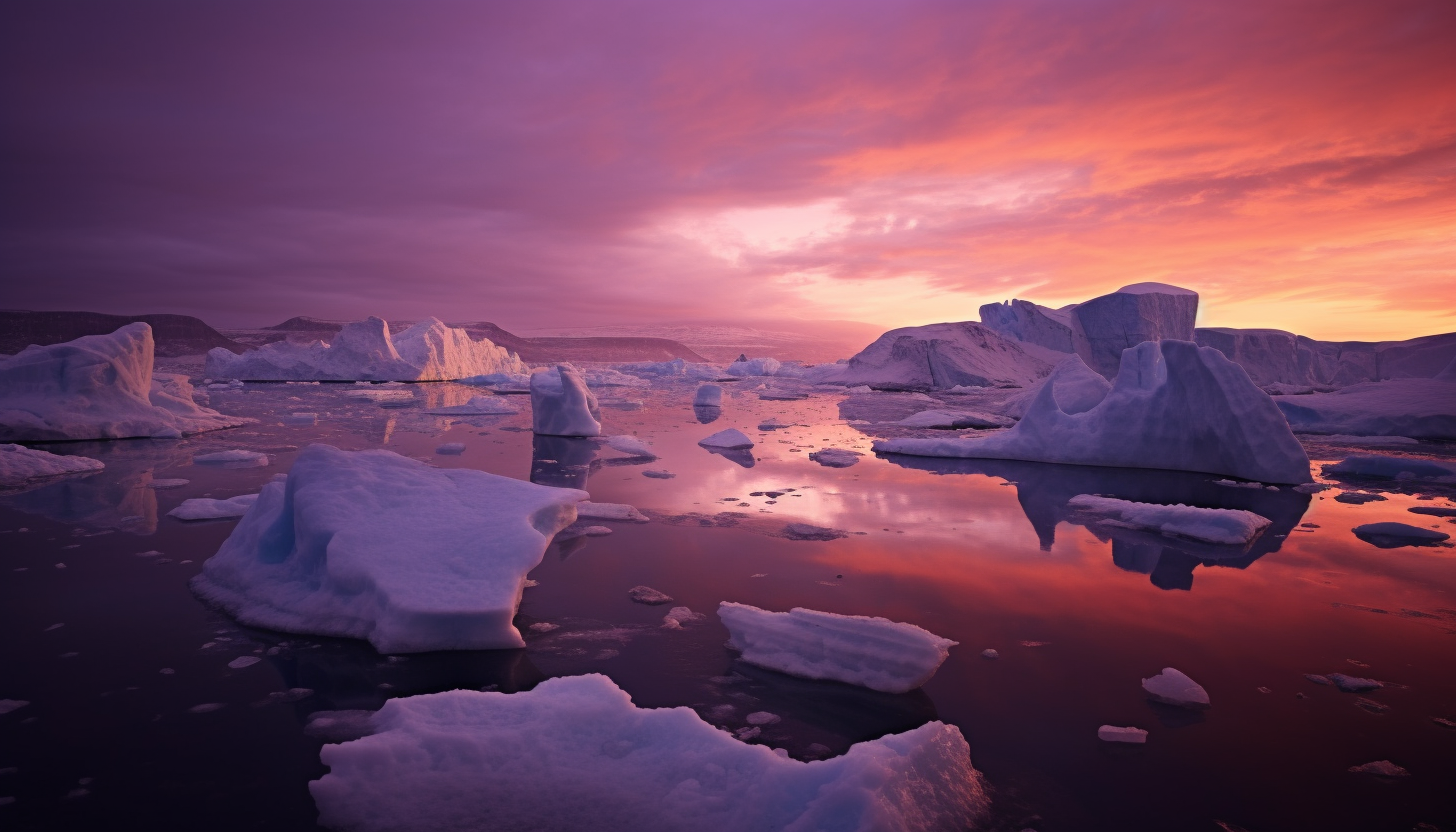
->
0 310 247 357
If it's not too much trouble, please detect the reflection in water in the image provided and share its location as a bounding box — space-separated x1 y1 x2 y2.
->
693 405 722 424
704 447 757 469
530 435 600 489
0 440 197 534
881 455 1311 590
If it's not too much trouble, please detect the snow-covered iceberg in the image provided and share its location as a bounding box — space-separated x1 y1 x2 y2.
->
0 444 103 489
875 341 1313 484
807 322 1054 390
531 365 602 437
979 299 1077 353
191 444 586 653
168 493 259 521
1070 283 1198 379
311 674 988 832
725 356 782 377
699 428 754 450
1275 357 1456 439
718 602 957 694
205 317 527 382
1067 495 1271 546
614 358 724 381
1142 667 1210 708
0 323 251 441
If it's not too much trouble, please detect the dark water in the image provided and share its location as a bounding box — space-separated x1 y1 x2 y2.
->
2 379 1454 831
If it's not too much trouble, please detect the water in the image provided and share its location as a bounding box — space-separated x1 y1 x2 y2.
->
2 378 1453 831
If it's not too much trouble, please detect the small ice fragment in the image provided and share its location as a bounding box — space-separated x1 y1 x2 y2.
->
642 469 675 479
627 586 673 605
1141 667 1210 709
192 450 269 466
698 429 754 450
304 709 377 743
1352 522 1450 546
693 385 724 407
44 623 64 632
54 563 66 569
746 712 781 726
188 703 226 713
735 726 761 740
66 788 89 799
1067 495 1271 545
159 668 175 675
750 573 767 578
1097 725 1148 743
662 607 705 628
435 443 466 455
1347 760 1409 777
228 656 261 669
147 479 190 489
783 523 847 541
0 700 30 715
980 649 999 659
1293 482 1328 494
604 435 657 458
1257 686 1272 694
1304 674 1332 686
808 448 862 468
168 494 259 521
528 623 559 633
523 579 539 588
1327 673 1383 693
1019 641 1049 648
577 502 649 523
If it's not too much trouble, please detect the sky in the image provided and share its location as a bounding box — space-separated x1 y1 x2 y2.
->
2 0 1454 340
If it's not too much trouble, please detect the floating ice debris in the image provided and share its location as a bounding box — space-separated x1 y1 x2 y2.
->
191 444 586 653
1353 697 1389 713
782 523 848 541
0 444 104 487
1293 482 1329 494
1326 673 1383 693
434 442 466 455
627 586 673 605
1347 760 1409 777
735 726 761 740
528 623 560 633
146 478 190 489
1019 641 1050 648
1334 491 1385 504
310 674 989 832
981 649 999 659
895 410 1012 429
576 502 649 522
188 703 226 714
698 428 754 450
305 710 378 743
603 435 656 458
0 324 251 441
1066 495 1272 546
1141 667 1210 708
642 469 676 479
1213 478 1267 490
284 412 318 425
0 700 29 715
168 494 259 521
531 365 602 437
1304 674 1333 686
694 384 724 407
875 343 1313 484
1303 434 1420 446
459 371 532 388
193 449 269 466
345 388 414 402
227 656 261 669
718 602 957 694
1433 717 1456 729
1409 505 1456 518
661 607 705 629
1353 522 1450 547
159 668 175 675
207 317 525 381
259 688 314 705
1276 361 1456 440
746 711 781 726
758 418 792 430
1324 454 1456 482
808 448 862 468
44 623 63 632
1097 725 1148 744
726 356 782 377
424 395 518 415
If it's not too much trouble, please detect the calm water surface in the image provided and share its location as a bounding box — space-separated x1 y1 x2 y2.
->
2 379 1453 831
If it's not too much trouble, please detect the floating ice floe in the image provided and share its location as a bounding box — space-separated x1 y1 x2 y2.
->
627 586 672 605
808 448 862 468
1066 495 1272 546
661 606 705 629
0 444 104 488
168 494 259 521
806 322 1053 390
1097 725 1148 744
423 395 518 416
1352 522 1451 548
576 502 649 523
614 358 723 381
1141 667 1210 708
531 365 602 437
875 341 1313 485
310 674 988 832
435 443 466 455
1069 283 1198 379
147 478 190 489
1323 454 1456 483
193 450 270 467
205 317 526 382
895 410 1012 429
782 523 847 541
725 357 782 377
693 384 723 407
1347 760 1409 777
718 602 957 694
1276 356 1456 439
698 429 754 450
758 418 793 430
191 444 586 653
0 323 251 442
603 435 656 459
642 470 675 479
1409 506 1456 518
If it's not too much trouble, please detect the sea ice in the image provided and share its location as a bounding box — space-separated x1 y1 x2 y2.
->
895 410 1012 429
0 323 250 441
1275 357 1456 439
1066 495 1272 546
1323 454 1456 482
310 674 988 832
423 395 518 415
1070 283 1198 379
191 444 586 653
693 384 724 407
603 435 656 459
718 602 957 694
168 494 260 521
576 502 649 523
698 429 754 450
1097 725 1148 744
875 341 1313 484
0 444 103 488
205 317 527 381
1141 667 1210 708
531 365 602 437
808 448 862 468
1352 522 1451 547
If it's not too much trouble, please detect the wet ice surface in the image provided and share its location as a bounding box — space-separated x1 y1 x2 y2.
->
1 377 1454 831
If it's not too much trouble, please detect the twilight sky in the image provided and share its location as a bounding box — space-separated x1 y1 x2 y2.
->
2 0 1454 340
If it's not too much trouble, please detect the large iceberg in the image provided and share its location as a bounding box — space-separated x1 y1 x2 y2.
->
979 299 1077 353
0 323 251 441
204 317 527 382
1275 356 1456 439
191 444 585 653
1002 355 1112 419
1070 283 1198 379
531 364 602 437
719 602 957 694
1197 327 1456 389
806 322 1054 390
311 674 988 832
874 341 1313 484
0 444 103 489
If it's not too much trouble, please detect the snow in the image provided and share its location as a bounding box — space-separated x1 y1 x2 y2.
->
423 395 518 415
806 322 1054 390
698 429 754 450
1066 495 1272 546
205 317 527 381
531 365 602 437
725 357 781 377
168 494 259 521
310 674 988 832
193 450 269 467
1070 284 1198 378
694 384 724 407
1348 761 1409 777
895 410 1012 429
1323 454 1456 482
875 342 1313 484
603 435 656 459
0 444 103 487
1352 522 1451 546
191 444 586 653
808 448 862 468
718 602 957 694
1097 726 1148 744
1141 667 1210 708
0 323 251 441
628 586 673 605
1275 368 1456 439
576 502 649 523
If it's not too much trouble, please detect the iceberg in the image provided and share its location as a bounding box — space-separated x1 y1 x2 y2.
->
1066 495 1272 546
718 602 957 694
168 494 259 521
0 323 251 441
191 444 586 653
1097 725 1148 744
693 384 724 407
0 444 103 489
979 299 1077 353
808 448 862 468
1002 355 1112 419
614 358 723 381
1141 667 1210 708
1275 356 1456 439
698 429 754 450
1352 522 1451 548
875 341 1313 484
806 322 1053 391
1070 283 1198 379
602 435 656 459
725 356 781 377
311 674 988 832
531 365 602 437
205 317 527 381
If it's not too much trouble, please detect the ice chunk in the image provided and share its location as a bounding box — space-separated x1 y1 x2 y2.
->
168 494 260 521
1352 522 1450 547
1408 506 1456 518
0 700 29 715
758 418 793 430
435 443 466 455
725 357 781 377
661 607 705 629
627 586 673 605
1066 495 1272 546
530 365 602 437
806 322 1053 390
745 711 781 725
895 410 1012 429
1347 760 1409 777
783 523 847 541
310 674 988 832
190 444 586 653
808 448 862 468
1276 365 1456 439
147 478 190 489
1141 667 1210 708
698 429 754 450
1097 725 1148 744
642 469 676 479
1323 454 1456 482
1326 673 1382 692
875 342 1313 484
0 324 251 441
193 450 269 467
206 317 527 382
188 703 226 714
603 435 656 459
980 649 999 659
576 502 649 523
227 656 261 669
306 710 378 743
693 384 724 407
718 602 957 694
1071 283 1198 379
423 395 518 415
0 444 103 488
